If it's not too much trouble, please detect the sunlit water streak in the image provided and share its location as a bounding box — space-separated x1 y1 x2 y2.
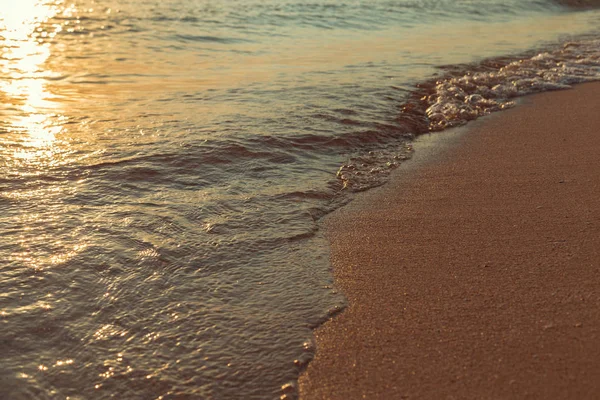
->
1 0 600 398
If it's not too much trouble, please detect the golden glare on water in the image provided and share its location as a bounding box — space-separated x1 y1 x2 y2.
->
0 0 64 150
1 1 80 270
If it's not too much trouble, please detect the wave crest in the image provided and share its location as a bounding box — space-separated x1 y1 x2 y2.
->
405 38 600 131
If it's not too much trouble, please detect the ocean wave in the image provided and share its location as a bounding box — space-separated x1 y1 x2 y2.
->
555 0 600 8
336 35 600 191
420 37 600 131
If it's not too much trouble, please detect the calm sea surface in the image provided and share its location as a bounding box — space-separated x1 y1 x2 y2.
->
2 0 600 398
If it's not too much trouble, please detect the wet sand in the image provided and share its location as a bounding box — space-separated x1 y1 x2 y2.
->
299 82 600 399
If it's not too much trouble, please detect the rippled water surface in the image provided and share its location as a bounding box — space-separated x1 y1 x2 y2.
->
2 0 600 398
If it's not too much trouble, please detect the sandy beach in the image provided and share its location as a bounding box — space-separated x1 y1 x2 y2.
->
299 82 600 399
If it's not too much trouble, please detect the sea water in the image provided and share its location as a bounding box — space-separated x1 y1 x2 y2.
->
1 0 599 398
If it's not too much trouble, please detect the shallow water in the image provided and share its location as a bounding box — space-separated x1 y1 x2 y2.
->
2 0 600 398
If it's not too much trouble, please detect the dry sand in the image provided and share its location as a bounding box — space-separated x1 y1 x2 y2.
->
299 82 600 399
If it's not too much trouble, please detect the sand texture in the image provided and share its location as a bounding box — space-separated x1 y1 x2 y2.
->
299 82 600 399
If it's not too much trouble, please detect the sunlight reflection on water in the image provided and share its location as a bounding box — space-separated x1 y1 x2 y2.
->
0 1 87 273
1 0 64 154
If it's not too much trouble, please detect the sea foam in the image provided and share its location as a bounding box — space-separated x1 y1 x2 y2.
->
423 39 600 131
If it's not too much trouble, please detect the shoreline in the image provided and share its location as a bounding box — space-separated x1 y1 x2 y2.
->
299 82 600 399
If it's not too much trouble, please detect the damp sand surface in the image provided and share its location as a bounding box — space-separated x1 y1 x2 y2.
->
299 82 600 399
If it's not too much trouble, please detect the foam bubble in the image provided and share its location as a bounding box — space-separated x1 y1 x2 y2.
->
424 38 600 131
